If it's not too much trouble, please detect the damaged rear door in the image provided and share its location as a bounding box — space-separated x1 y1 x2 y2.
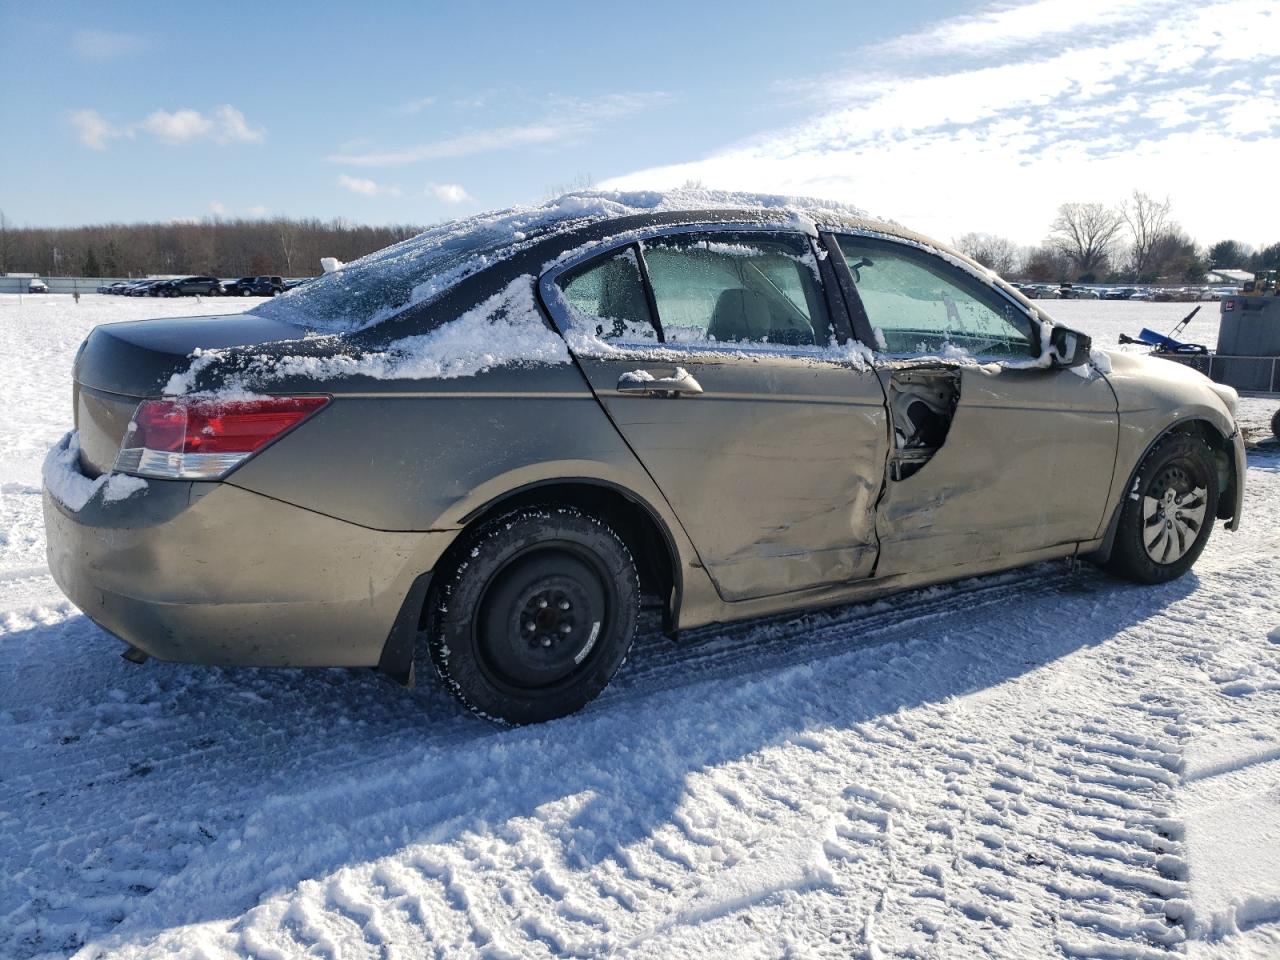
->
828 233 1119 578
540 229 890 602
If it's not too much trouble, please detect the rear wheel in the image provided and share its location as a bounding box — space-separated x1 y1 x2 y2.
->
427 507 639 724
1104 433 1219 584
1271 406 1279 440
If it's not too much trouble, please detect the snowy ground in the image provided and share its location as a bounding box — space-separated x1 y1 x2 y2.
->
2 295 1278 959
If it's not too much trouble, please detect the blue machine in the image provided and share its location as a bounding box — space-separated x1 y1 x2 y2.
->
1118 306 1208 354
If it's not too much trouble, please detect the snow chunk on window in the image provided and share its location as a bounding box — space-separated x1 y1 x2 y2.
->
43 432 148 512
167 276 568 395
253 188 866 333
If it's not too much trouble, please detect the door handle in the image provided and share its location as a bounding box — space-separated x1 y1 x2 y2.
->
616 367 704 398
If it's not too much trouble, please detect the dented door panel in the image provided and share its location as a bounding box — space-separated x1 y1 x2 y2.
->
874 363 1119 577
576 352 888 601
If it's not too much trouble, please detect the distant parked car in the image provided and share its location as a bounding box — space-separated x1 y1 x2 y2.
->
1058 284 1098 299
282 277 314 292
105 282 130 295
27 278 49 293
223 276 283 296
153 276 223 297
127 280 166 297
1102 287 1136 300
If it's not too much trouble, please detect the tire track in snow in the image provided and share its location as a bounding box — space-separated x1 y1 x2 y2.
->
5 458 1278 958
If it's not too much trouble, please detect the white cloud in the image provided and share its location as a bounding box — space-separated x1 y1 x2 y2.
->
870 0 1177 59
211 105 265 143
67 109 118 150
143 109 214 144
70 29 148 61
330 92 669 166
142 105 263 145
248 205 269 217
428 182 472 204
337 174 401 197
209 201 228 216
68 105 265 149
602 0 1280 246
391 95 438 116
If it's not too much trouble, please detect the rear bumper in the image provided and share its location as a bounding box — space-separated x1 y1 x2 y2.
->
43 470 455 667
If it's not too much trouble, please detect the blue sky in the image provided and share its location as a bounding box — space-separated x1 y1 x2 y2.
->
2 0 1278 246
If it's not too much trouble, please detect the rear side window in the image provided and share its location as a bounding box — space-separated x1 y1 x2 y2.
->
641 234 829 347
557 247 658 341
834 235 1034 357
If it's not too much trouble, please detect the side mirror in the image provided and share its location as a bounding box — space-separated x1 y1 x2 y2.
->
1049 325 1092 369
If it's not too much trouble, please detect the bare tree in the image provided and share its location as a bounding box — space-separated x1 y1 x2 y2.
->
1048 202 1124 279
953 232 1021 276
0 209 9 275
279 218 298 275
542 172 595 200
1023 244 1072 282
0 217 426 278
1122 190 1172 281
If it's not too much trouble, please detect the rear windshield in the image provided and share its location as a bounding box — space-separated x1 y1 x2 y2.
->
251 225 523 332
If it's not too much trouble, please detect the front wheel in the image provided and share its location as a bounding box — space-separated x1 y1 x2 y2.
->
427 507 639 724
1104 433 1219 584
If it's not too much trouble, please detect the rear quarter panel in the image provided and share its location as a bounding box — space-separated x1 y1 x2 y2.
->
224 363 665 529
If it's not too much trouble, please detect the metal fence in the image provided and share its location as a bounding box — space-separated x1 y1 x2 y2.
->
0 276 135 294
1162 353 1280 395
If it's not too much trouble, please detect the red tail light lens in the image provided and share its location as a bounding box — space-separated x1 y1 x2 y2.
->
116 396 330 479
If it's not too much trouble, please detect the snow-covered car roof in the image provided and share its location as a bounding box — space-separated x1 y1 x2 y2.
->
252 189 992 334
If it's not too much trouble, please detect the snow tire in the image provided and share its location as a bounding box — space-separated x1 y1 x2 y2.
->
426 506 639 724
1104 433 1219 584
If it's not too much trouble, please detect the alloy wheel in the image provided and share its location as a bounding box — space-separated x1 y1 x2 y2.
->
1141 464 1207 564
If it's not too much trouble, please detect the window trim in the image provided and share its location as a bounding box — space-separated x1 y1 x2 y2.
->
822 229 1043 359
538 223 844 358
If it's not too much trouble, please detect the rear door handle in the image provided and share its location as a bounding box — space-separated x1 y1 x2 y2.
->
616 367 704 398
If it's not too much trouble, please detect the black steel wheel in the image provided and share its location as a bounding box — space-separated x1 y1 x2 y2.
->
1104 433 1219 584
427 506 639 724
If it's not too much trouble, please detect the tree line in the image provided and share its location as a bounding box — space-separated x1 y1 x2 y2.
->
3 190 1277 284
0 210 423 279
955 189 1280 285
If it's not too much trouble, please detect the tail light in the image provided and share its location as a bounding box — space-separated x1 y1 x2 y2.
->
115 396 330 480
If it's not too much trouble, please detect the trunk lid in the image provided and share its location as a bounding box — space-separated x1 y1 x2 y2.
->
73 313 306 476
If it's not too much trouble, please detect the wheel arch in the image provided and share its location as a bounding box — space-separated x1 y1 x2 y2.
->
377 478 683 687
448 478 683 631
1089 416 1238 564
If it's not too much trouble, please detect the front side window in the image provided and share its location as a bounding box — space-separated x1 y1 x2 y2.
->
834 235 1035 357
641 233 830 347
557 247 658 341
